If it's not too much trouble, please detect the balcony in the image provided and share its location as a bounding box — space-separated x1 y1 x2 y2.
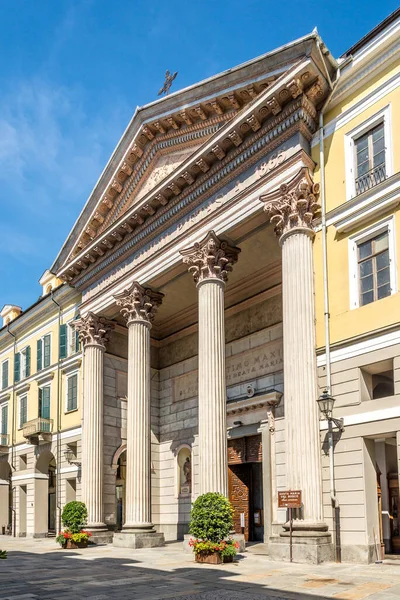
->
356 163 386 195
23 418 53 444
0 433 9 453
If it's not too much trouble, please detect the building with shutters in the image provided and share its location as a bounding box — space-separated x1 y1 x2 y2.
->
0 271 82 537
1 9 400 563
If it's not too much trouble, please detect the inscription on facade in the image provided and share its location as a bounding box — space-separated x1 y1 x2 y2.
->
173 338 283 401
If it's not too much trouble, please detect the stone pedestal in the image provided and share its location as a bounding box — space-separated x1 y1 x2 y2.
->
114 282 165 549
261 168 331 562
75 312 114 534
181 231 240 496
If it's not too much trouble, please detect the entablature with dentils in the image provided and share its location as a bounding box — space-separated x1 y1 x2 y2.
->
54 35 336 286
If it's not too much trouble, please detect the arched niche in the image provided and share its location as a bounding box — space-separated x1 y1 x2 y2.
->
177 445 192 498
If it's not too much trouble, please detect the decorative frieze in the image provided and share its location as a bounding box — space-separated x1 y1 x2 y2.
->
260 167 320 238
180 230 240 285
114 281 163 325
74 312 114 350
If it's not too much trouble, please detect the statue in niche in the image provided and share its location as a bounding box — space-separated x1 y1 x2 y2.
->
183 456 191 485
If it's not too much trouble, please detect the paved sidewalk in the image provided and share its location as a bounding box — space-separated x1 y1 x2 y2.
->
1 537 400 600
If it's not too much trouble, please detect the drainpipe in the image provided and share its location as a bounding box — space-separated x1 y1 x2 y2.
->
6 326 17 537
50 290 62 533
316 39 342 562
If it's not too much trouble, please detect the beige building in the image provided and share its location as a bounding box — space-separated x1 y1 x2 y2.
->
2 10 400 565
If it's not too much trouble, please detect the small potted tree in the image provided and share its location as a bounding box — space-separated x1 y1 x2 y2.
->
56 501 92 549
189 492 239 564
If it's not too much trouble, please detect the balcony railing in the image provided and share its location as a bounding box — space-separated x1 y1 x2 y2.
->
0 433 9 450
23 417 53 441
355 163 386 195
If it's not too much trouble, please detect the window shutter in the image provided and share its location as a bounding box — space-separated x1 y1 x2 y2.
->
42 387 50 419
37 339 43 371
75 329 80 353
59 324 67 359
1 404 8 434
14 353 21 383
2 361 8 389
43 335 51 368
20 396 27 429
67 375 77 411
25 346 31 377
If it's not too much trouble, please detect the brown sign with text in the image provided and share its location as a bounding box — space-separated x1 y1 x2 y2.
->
278 490 302 509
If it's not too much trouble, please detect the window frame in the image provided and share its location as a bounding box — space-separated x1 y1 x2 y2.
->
1 359 9 390
38 384 51 420
344 105 393 201
65 371 79 413
349 216 397 309
18 394 28 430
67 322 79 357
37 333 52 371
0 401 8 435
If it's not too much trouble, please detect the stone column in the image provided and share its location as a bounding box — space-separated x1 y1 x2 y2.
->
181 231 240 496
113 282 165 548
74 312 114 534
261 168 331 561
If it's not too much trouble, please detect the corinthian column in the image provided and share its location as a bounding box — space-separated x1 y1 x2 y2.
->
113 282 165 548
74 312 114 532
181 231 240 496
261 168 327 537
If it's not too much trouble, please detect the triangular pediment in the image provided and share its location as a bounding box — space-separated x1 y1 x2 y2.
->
52 32 336 283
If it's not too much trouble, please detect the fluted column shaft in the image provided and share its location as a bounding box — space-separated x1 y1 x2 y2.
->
198 278 227 496
124 319 153 530
82 343 105 528
281 229 323 525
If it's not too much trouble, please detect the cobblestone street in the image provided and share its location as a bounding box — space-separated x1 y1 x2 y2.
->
1 538 400 600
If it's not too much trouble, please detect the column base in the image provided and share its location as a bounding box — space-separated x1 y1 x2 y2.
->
87 524 114 545
113 531 165 549
268 531 333 564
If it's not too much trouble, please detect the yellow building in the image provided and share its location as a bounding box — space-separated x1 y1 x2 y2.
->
0 272 82 537
313 9 400 559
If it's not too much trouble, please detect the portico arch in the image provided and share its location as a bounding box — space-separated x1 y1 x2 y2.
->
112 444 127 531
34 449 56 536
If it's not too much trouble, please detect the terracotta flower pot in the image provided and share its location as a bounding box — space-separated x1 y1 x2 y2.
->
63 539 88 549
195 552 233 564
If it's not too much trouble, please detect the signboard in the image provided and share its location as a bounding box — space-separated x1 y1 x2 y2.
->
278 490 302 509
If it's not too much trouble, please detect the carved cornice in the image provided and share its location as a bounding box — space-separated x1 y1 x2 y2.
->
114 281 164 325
260 167 320 238
59 63 327 283
74 312 114 350
180 230 240 285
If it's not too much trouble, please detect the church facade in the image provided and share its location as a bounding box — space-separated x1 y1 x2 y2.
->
2 10 400 565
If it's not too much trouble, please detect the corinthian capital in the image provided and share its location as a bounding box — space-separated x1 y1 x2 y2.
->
74 312 114 350
114 281 164 325
180 230 240 285
260 167 320 238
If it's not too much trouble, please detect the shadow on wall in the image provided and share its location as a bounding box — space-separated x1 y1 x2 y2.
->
1 547 336 600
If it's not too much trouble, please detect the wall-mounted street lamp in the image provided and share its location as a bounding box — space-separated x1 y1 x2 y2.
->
317 390 344 431
64 447 81 467
317 389 343 563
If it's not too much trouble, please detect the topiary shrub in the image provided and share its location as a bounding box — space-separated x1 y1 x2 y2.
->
61 501 88 534
189 492 234 543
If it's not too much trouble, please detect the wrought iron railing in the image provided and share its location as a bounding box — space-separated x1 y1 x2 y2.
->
23 417 53 438
0 433 9 447
355 163 386 195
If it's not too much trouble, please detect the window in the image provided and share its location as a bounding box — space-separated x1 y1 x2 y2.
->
358 231 390 306
0 403 8 434
66 373 78 412
39 386 50 419
345 106 393 200
19 347 31 380
59 323 79 359
360 359 394 401
37 334 51 371
1 360 9 390
349 217 397 309
19 395 27 429
354 123 386 194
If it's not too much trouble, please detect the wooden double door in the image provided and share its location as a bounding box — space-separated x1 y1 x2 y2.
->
228 434 264 542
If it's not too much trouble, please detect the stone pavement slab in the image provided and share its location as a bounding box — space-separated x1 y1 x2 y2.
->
1 538 400 600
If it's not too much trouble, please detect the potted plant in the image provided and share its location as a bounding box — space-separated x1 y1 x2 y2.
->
0 550 7 559
56 501 92 549
189 492 239 564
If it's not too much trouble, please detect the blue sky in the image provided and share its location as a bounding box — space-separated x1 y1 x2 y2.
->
0 0 398 310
